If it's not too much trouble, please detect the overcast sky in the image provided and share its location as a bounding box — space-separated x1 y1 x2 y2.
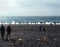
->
0 0 60 16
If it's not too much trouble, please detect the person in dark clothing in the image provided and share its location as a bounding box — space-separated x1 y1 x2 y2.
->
0 24 5 39
39 26 42 31
39 26 41 31
43 27 46 31
6 25 11 40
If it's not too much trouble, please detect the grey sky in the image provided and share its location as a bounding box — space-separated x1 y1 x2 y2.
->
0 0 60 16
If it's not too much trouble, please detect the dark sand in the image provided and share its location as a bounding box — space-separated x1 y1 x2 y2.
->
0 24 60 47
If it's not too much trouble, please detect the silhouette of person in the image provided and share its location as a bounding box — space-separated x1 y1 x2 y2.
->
6 25 11 40
0 24 5 39
43 27 46 31
39 26 42 31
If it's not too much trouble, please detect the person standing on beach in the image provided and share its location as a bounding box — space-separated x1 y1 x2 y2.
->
0 24 5 39
6 25 11 40
39 26 42 31
43 27 46 31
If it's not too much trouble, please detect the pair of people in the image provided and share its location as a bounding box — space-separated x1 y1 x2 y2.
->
0 24 11 40
39 26 46 31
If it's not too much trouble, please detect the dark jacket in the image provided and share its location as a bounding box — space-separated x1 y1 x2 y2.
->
0 25 5 33
7 26 11 33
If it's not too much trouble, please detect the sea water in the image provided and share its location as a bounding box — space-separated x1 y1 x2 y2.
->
0 16 60 23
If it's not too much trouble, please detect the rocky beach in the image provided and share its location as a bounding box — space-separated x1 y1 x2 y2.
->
0 24 60 47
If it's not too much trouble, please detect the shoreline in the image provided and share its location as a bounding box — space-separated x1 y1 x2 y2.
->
0 21 60 25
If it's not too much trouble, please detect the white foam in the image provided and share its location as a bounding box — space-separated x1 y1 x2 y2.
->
20 23 23 24
15 22 19 24
24 23 27 24
11 21 15 24
28 22 32 24
56 23 60 25
37 22 40 24
0 21 60 25
31 23 35 24
45 22 51 25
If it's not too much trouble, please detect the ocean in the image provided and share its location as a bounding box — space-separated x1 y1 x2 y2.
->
0 16 60 23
